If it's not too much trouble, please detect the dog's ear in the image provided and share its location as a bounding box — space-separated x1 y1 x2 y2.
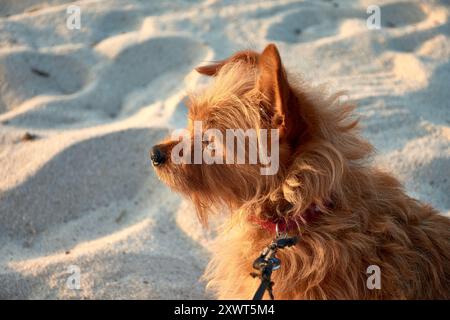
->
257 44 291 135
196 50 259 76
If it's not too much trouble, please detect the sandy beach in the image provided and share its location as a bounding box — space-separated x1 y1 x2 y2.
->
0 0 449 299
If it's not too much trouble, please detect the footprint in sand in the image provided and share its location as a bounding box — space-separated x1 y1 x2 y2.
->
0 128 166 243
267 1 427 44
90 9 143 46
266 7 344 43
1 36 208 128
380 2 426 28
386 21 449 53
0 50 89 115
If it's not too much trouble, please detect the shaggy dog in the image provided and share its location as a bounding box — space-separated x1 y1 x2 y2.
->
151 44 450 299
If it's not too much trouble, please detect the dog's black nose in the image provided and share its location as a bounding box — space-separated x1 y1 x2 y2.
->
150 145 166 166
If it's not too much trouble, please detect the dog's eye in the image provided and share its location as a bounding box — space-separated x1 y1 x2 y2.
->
202 139 215 150
206 141 215 150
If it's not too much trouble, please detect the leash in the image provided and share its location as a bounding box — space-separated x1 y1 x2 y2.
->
249 203 330 300
250 223 298 300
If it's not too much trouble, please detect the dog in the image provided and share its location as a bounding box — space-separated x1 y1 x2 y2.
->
151 44 450 299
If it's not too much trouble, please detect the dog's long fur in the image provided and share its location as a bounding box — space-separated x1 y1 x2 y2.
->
152 44 450 299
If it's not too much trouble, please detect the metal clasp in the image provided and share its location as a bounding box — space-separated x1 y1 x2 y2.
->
275 222 288 239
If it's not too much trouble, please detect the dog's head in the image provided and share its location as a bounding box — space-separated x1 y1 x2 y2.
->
150 44 309 223
150 44 371 224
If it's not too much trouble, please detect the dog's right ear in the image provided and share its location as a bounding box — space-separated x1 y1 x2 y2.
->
195 50 259 76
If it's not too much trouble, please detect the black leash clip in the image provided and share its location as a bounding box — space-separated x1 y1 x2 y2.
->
250 233 298 300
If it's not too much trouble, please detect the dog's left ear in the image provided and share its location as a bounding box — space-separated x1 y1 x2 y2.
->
196 50 259 76
257 44 292 136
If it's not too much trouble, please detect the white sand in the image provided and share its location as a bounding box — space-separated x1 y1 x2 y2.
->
0 0 449 299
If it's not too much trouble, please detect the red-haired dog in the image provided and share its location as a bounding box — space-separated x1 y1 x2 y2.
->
151 44 450 299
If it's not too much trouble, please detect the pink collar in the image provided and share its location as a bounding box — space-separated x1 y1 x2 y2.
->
250 204 324 234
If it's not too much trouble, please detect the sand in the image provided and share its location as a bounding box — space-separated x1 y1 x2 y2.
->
0 0 449 299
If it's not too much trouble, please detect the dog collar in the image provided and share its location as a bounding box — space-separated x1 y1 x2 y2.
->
250 203 324 234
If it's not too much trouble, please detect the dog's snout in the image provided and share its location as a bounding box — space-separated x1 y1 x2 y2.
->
150 145 166 166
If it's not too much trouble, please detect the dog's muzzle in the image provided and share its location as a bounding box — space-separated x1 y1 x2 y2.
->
150 145 166 166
